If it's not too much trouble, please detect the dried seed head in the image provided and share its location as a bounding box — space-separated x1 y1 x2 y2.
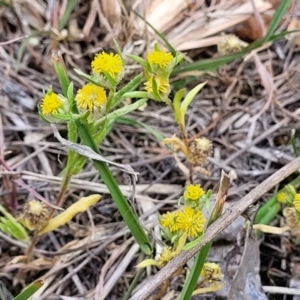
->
20 200 50 231
188 137 213 166
217 34 246 56
283 207 300 237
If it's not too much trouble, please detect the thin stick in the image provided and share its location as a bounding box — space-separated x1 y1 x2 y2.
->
130 155 300 300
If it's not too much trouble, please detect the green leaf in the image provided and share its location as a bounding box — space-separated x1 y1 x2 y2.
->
127 54 147 67
73 69 102 86
109 73 143 109
180 82 206 127
264 0 292 42
95 98 148 127
67 82 74 106
13 280 44 300
182 234 203 251
173 89 185 123
58 0 77 30
133 10 177 56
116 117 164 143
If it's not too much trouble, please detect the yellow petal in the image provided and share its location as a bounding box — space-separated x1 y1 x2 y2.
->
38 194 101 235
192 283 225 295
253 224 290 234
136 259 159 268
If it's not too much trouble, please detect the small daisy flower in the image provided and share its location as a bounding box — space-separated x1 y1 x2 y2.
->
184 184 205 201
91 52 123 79
177 207 206 238
160 211 178 233
293 193 300 211
75 83 107 111
144 76 170 95
41 92 63 115
147 49 173 68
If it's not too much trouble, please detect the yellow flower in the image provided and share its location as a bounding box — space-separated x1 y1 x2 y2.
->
293 193 300 211
41 92 63 115
144 76 169 94
91 52 123 79
157 246 177 267
184 184 205 201
147 49 173 68
177 207 206 238
75 83 107 111
277 192 287 203
160 211 178 233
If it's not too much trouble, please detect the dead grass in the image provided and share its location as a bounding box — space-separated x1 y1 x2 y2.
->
0 0 300 299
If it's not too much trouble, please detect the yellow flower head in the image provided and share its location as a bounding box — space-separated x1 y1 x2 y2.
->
75 83 107 111
160 211 178 233
184 184 205 201
157 246 177 267
293 193 300 211
277 192 287 203
147 49 173 68
91 52 123 79
144 76 170 95
41 92 63 115
177 207 206 238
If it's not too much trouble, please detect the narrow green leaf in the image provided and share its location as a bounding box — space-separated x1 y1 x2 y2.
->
173 89 185 123
133 10 177 56
182 234 203 251
109 73 143 109
13 280 44 300
73 69 103 86
58 0 77 30
180 82 206 122
116 117 164 143
127 54 147 67
264 0 292 42
75 121 152 255
95 98 148 126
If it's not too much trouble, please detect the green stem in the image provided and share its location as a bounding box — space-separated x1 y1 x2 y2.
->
179 241 212 300
122 267 144 300
75 121 152 255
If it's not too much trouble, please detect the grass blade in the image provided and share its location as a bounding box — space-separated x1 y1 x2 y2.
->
264 0 292 42
13 281 43 300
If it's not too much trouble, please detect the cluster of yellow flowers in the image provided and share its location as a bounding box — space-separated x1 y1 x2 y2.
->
157 184 209 266
39 47 177 122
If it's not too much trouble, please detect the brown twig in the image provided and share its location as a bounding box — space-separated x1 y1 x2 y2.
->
130 155 300 300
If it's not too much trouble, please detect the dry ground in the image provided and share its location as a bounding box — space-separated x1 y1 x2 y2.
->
0 1 300 299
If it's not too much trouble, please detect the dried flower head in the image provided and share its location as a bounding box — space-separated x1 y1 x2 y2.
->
91 52 123 79
157 246 177 267
75 83 107 111
217 34 246 56
20 200 50 231
40 92 63 115
147 49 173 68
176 207 206 238
283 207 300 238
188 137 212 165
201 262 224 286
184 184 205 201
